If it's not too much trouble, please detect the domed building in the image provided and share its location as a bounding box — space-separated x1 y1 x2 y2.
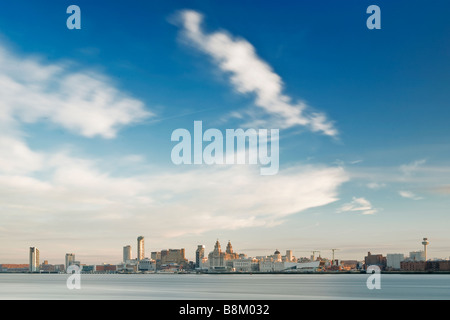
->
273 249 282 262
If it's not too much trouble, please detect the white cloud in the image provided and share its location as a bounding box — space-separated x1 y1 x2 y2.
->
367 182 386 190
0 45 152 138
338 197 377 215
0 146 349 248
399 190 422 200
400 159 426 177
174 10 337 136
0 136 45 174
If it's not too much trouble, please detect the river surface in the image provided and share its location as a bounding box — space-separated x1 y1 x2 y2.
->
0 273 449 300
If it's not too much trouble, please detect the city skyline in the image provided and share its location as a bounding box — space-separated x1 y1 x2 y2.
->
0 1 450 264
1 235 444 266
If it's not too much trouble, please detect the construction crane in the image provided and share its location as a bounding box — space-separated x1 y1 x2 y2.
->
330 249 340 265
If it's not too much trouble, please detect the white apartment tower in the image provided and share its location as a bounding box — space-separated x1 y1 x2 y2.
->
29 247 40 272
137 236 145 261
65 253 75 270
123 245 132 263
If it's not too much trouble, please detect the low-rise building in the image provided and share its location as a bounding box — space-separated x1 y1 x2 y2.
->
0 264 29 273
364 252 387 270
425 260 450 272
138 258 156 272
340 260 360 271
118 263 138 273
95 264 117 273
40 263 65 273
400 261 426 271
232 258 259 272
436 260 450 271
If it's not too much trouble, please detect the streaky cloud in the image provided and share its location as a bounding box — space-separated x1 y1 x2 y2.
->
174 10 337 137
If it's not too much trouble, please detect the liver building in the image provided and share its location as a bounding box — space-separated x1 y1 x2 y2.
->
208 240 239 270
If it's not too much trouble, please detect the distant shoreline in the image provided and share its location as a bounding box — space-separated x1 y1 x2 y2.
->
2 271 450 275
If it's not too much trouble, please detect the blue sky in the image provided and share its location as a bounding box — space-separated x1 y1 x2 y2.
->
0 0 449 263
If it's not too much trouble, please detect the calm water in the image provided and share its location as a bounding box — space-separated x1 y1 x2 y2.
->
0 273 449 300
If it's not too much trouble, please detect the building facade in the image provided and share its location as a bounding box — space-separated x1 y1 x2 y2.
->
232 258 259 272
400 261 426 271
137 236 145 261
123 245 132 263
285 250 294 262
161 249 188 266
208 240 239 270
195 245 205 269
138 258 156 272
409 251 426 262
29 247 40 272
386 254 405 270
65 253 75 271
364 252 387 270
1 264 29 273
151 251 161 261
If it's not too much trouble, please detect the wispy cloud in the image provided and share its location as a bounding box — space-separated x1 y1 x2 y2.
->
367 182 386 190
399 190 423 200
173 10 337 136
338 197 377 215
400 159 426 177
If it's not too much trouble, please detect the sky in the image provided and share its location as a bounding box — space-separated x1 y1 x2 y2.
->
0 0 449 264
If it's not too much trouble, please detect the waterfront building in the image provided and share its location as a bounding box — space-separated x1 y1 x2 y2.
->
29 247 40 272
273 249 282 262
208 240 239 270
409 251 426 262
400 260 426 271
340 260 360 271
386 253 405 270
81 265 95 273
118 263 138 273
0 264 29 273
137 236 145 261
151 251 161 261
161 249 188 266
195 245 205 269
123 245 132 263
199 257 209 270
259 260 321 272
65 253 75 271
95 264 117 273
285 250 294 262
427 260 450 271
401 259 450 272
40 263 65 273
232 258 259 272
364 252 387 270
259 260 285 272
138 258 156 272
